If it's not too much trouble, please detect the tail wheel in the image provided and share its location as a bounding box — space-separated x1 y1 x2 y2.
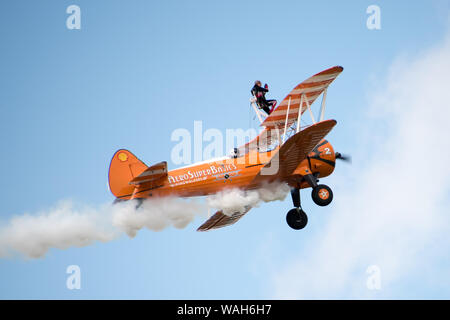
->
286 208 308 230
311 184 333 206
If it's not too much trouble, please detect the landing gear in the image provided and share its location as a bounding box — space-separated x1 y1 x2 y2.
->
290 188 300 208
286 188 308 230
304 174 333 207
285 177 334 229
286 208 308 230
311 184 333 206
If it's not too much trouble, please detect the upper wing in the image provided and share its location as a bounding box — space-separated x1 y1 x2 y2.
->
236 66 342 155
197 206 252 231
262 66 343 130
252 120 337 181
129 161 168 185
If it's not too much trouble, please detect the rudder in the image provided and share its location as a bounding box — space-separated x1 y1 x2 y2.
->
108 149 147 199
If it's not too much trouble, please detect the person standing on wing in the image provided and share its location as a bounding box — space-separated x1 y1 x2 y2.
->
251 80 277 115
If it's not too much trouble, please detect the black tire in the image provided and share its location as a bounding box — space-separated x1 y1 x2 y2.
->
286 208 308 230
311 184 333 206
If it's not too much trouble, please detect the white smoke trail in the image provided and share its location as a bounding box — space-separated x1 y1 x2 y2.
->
0 182 289 259
0 197 205 259
112 197 205 237
206 182 290 216
0 200 116 259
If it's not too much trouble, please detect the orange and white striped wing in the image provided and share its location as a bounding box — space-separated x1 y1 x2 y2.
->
262 66 343 130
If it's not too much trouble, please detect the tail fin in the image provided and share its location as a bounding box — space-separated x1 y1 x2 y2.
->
108 149 147 199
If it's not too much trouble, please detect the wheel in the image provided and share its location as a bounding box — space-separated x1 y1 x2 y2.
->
286 208 308 230
311 184 333 206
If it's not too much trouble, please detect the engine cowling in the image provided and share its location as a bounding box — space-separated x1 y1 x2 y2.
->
307 139 336 178
291 139 336 184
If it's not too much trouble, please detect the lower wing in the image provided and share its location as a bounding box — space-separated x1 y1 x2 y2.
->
197 206 252 231
252 119 337 183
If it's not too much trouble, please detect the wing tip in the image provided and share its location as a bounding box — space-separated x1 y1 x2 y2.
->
317 65 344 76
316 118 337 126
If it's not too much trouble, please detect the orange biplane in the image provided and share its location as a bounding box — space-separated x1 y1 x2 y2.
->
108 66 349 231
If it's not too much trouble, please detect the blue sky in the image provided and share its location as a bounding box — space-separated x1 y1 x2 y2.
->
0 1 449 299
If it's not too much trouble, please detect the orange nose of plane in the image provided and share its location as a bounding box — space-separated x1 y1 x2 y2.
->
307 139 336 178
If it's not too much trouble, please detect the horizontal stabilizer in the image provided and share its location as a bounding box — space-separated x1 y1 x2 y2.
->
129 161 168 185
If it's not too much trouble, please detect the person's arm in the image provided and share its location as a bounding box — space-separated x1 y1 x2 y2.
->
255 85 268 93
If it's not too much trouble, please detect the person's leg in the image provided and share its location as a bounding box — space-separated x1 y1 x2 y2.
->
262 105 271 115
257 99 271 115
266 100 277 113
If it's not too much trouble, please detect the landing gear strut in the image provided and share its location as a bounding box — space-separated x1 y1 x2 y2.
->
285 175 334 230
286 188 308 230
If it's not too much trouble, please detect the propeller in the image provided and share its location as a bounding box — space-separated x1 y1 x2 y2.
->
335 152 352 163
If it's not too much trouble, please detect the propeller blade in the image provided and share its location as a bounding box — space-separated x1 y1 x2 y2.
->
335 152 352 163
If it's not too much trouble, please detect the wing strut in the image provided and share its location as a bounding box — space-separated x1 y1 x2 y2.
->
318 87 328 122
283 96 292 143
304 94 316 124
296 94 304 133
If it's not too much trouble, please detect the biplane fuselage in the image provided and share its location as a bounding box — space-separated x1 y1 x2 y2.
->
109 138 336 200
